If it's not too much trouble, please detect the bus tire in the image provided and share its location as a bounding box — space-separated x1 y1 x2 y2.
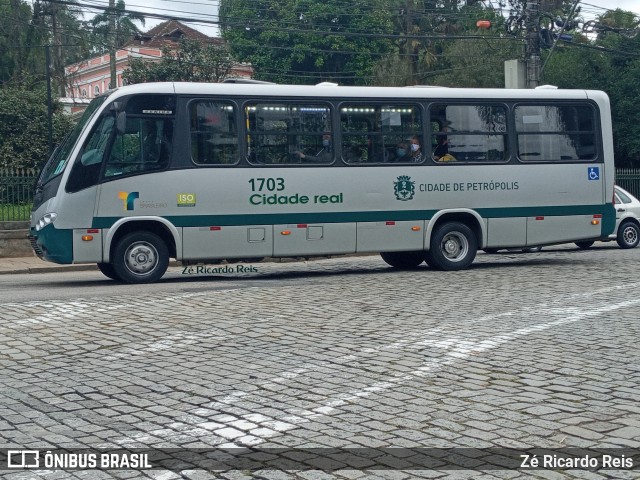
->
575 241 594 249
380 251 424 269
617 221 640 249
97 262 119 281
112 231 169 283
428 222 477 271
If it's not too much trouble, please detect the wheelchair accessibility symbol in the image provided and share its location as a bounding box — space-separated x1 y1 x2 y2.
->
588 167 600 181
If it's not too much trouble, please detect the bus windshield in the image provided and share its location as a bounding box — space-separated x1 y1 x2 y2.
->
38 95 109 187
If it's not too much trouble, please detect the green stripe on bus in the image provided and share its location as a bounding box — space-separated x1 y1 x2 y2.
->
92 204 612 229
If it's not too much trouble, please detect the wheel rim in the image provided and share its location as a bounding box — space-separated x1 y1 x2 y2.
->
440 231 469 262
622 225 638 246
124 241 159 276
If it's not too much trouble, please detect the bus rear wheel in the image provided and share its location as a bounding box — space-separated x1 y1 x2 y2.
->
428 222 477 271
380 251 424 269
112 231 169 284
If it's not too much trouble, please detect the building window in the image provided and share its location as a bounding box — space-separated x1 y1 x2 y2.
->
94 85 100 96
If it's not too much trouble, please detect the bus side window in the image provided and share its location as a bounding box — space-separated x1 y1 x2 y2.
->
340 104 422 164
190 101 238 165
515 105 597 162
245 102 332 165
104 117 173 177
430 104 507 163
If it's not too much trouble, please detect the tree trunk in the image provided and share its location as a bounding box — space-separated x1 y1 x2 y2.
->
109 0 117 88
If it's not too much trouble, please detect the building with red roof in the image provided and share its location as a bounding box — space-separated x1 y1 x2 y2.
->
62 20 252 115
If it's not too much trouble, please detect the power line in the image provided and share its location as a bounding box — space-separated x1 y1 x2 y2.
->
6 0 640 89
580 1 640 18
41 0 508 40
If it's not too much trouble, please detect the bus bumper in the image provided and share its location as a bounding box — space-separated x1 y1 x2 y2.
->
28 225 73 264
601 203 617 237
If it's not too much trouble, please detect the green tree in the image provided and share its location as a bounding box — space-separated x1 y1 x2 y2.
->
0 82 73 169
32 0 88 96
90 0 145 53
0 1 44 85
428 35 522 87
122 39 234 84
219 0 395 84
376 0 478 86
404 3 518 86
543 10 640 167
90 0 145 88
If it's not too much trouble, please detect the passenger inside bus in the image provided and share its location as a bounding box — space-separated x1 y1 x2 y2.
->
432 126 456 162
295 133 333 162
393 141 410 162
409 135 423 162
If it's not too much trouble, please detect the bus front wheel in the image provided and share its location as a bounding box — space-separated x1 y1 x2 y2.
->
428 222 477 271
112 232 169 283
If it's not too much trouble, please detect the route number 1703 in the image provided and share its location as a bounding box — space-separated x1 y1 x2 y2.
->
249 177 285 192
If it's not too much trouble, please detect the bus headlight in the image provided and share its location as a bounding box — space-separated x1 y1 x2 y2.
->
35 213 58 231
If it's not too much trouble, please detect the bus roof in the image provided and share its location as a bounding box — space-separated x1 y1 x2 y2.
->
107 81 607 103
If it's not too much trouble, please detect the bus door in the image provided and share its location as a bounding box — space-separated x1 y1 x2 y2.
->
63 113 117 262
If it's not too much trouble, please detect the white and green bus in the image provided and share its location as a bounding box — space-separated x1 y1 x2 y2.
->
30 81 616 283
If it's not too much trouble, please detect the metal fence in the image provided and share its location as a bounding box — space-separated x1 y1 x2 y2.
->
1 167 640 222
0 168 37 222
615 168 640 199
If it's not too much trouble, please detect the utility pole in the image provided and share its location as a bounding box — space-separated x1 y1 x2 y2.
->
45 45 53 156
524 0 540 88
109 0 117 89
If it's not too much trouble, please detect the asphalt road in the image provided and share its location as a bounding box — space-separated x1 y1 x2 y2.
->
0 244 639 479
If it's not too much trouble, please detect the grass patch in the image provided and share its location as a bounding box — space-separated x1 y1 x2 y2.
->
0 204 32 221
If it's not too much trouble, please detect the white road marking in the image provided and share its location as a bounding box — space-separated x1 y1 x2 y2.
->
110 289 640 451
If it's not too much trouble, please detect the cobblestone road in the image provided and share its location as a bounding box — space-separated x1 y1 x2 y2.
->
0 245 639 479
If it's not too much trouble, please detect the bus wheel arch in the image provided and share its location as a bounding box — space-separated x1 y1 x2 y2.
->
107 219 178 262
425 212 482 270
107 221 177 283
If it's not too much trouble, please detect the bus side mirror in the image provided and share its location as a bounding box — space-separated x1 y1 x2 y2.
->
116 112 127 135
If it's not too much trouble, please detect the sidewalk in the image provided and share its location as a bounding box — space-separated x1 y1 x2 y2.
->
0 254 368 275
0 256 228 275
0 255 97 275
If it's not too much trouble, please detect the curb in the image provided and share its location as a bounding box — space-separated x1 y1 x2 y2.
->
0 260 182 276
0 264 98 275
0 254 376 276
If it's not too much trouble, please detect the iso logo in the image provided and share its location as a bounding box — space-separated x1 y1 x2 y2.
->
7 450 39 468
177 192 197 207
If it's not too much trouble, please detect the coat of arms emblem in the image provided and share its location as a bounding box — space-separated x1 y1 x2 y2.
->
394 175 415 201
